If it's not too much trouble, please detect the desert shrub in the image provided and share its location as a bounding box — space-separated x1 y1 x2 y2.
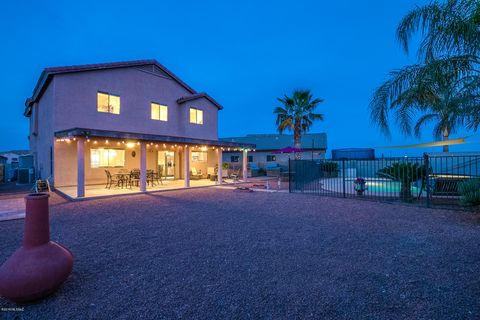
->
458 179 480 207
377 162 426 201
319 161 339 178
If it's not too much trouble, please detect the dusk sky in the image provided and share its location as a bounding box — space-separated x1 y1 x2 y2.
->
1 0 478 156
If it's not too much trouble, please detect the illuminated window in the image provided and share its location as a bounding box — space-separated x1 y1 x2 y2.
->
97 92 120 114
90 148 125 168
189 108 203 124
151 103 168 121
192 151 207 162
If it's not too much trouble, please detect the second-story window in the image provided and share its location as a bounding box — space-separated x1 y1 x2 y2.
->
97 92 120 114
151 103 168 121
189 108 203 125
267 155 277 162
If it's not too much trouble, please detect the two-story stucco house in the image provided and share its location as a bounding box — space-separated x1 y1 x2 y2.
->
25 60 252 199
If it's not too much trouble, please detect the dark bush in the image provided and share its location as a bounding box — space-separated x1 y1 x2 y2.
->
458 179 480 207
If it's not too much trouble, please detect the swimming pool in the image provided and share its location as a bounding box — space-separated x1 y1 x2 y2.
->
320 178 422 195
362 179 421 195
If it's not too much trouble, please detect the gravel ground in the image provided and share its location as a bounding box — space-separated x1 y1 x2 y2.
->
0 188 479 319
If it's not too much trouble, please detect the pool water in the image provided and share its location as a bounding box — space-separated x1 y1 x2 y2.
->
363 180 421 194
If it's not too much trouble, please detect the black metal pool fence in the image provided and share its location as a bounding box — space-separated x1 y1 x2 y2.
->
289 154 480 208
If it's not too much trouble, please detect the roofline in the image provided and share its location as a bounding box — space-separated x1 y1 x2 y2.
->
176 93 223 110
223 148 327 152
24 59 200 116
54 128 255 149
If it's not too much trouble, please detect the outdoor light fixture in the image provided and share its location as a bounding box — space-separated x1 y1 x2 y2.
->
126 142 135 148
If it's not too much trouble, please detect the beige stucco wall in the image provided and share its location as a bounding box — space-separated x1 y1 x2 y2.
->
53 68 219 140
30 78 56 180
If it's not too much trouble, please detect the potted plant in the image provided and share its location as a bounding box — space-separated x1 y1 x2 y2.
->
353 177 367 195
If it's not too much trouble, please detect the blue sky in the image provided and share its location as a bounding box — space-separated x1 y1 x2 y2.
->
1 0 478 156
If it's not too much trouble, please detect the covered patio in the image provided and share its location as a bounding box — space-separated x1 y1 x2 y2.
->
53 128 254 199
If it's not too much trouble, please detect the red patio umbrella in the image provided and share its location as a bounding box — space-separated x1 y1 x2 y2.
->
272 146 303 154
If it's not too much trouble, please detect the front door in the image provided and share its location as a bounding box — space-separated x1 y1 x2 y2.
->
158 151 175 178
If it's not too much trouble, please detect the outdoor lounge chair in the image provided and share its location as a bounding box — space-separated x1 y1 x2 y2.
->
190 168 203 180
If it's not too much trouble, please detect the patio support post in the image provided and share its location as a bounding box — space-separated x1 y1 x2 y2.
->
184 146 190 188
76 137 85 198
242 149 248 181
140 142 147 192
218 148 223 185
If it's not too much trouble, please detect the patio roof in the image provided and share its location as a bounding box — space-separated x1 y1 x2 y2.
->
55 128 255 149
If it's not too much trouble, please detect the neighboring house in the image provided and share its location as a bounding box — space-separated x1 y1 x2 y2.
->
24 60 253 198
0 150 31 182
220 133 327 169
0 156 6 183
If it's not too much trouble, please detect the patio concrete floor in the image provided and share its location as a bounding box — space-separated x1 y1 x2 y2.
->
0 188 479 319
56 178 233 199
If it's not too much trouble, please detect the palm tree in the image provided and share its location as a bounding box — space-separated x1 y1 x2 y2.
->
396 0 480 61
370 0 480 151
370 57 480 152
274 90 324 159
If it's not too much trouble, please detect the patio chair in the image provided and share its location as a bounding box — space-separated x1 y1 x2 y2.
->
128 170 140 188
147 169 163 186
105 170 122 189
156 170 163 184
230 168 241 181
190 167 203 180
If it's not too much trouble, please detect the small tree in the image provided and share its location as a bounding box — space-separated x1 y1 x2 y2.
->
377 162 426 201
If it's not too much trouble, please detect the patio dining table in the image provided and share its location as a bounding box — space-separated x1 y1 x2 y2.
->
113 172 131 188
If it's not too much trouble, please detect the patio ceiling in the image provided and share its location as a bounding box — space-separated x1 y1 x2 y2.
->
54 128 255 149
